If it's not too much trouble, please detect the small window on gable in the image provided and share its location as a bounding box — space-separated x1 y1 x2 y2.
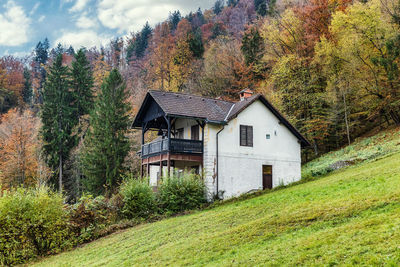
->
240 125 253 147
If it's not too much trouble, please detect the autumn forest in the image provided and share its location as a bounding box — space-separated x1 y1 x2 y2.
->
1 0 400 198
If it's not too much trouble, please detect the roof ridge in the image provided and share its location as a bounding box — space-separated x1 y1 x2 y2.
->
148 90 234 104
224 103 236 121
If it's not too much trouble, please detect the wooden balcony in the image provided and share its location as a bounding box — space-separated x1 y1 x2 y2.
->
141 138 203 158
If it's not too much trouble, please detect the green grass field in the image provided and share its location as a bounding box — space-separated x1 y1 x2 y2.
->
33 128 400 266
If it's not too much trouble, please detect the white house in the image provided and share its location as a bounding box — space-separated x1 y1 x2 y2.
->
132 89 310 199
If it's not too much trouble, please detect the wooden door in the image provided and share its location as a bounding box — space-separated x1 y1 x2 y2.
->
262 165 273 190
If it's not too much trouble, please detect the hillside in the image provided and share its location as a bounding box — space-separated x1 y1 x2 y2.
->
32 129 400 266
302 127 400 178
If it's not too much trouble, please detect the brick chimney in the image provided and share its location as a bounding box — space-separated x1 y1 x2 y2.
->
239 88 254 101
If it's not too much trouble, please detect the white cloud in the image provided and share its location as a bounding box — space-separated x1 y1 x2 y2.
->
30 2 40 15
0 1 31 46
70 0 91 12
54 30 110 49
59 0 73 9
38 15 45 22
97 0 183 33
76 13 96 28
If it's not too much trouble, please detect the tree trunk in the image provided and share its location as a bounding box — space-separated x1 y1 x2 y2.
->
343 92 351 146
59 154 63 192
389 109 400 125
312 139 319 155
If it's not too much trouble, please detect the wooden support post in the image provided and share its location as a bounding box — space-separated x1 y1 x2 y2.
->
141 123 147 178
146 162 150 177
141 159 143 178
167 153 171 177
200 122 205 179
166 115 171 177
159 154 162 182
201 123 204 152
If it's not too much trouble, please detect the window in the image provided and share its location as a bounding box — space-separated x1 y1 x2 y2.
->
176 128 184 139
191 125 199 140
240 125 253 147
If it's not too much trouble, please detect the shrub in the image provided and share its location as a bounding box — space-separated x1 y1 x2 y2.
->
157 173 207 214
0 187 71 266
68 194 119 243
120 177 156 219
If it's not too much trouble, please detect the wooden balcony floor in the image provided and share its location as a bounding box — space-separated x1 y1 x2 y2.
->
142 153 203 165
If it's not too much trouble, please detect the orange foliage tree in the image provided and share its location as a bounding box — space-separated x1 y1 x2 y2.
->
0 109 43 189
147 22 175 90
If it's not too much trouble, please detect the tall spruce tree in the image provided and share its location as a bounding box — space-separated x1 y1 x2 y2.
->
189 29 204 58
67 48 94 199
22 67 32 104
82 69 130 195
34 38 49 104
213 0 224 15
169 11 182 31
126 22 152 62
254 0 267 16
241 27 264 66
41 54 77 191
70 48 94 133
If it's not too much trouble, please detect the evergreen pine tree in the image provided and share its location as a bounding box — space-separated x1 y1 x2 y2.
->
169 11 182 31
34 38 50 104
254 0 267 16
82 69 130 195
41 54 77 191
241 27 264 66
126 22 152 62
227 0 238 7
66 45 75 55
70 48 94 133
22 67 32 104
213 0 224 15
188 29 204 58
66 48 94 199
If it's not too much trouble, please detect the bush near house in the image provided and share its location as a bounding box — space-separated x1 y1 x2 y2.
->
0 174 208 265
157 173 207 214
0 187 71 266
120 177 157 219
68 194 121 243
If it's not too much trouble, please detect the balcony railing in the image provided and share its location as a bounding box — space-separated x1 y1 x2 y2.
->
141 138 203 157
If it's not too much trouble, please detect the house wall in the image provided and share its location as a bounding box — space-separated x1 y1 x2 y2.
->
203 100 301 199
173 118 203 140
203 123 221 200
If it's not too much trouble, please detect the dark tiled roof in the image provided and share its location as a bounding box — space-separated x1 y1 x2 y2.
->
225 93 260 121
149 90 234 122
133 90 310 147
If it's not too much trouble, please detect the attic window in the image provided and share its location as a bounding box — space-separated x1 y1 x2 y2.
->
240 125 253 147
266 134 271 139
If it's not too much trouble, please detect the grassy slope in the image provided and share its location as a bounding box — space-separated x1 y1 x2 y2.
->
302 127 400 178
34 129 400 266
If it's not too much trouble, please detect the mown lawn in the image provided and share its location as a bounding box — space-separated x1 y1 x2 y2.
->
33 149 400 266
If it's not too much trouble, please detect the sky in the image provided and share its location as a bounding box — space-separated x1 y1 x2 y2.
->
0 0 215 57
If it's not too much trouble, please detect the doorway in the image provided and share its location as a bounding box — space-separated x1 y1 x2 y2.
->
262 165 273 190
